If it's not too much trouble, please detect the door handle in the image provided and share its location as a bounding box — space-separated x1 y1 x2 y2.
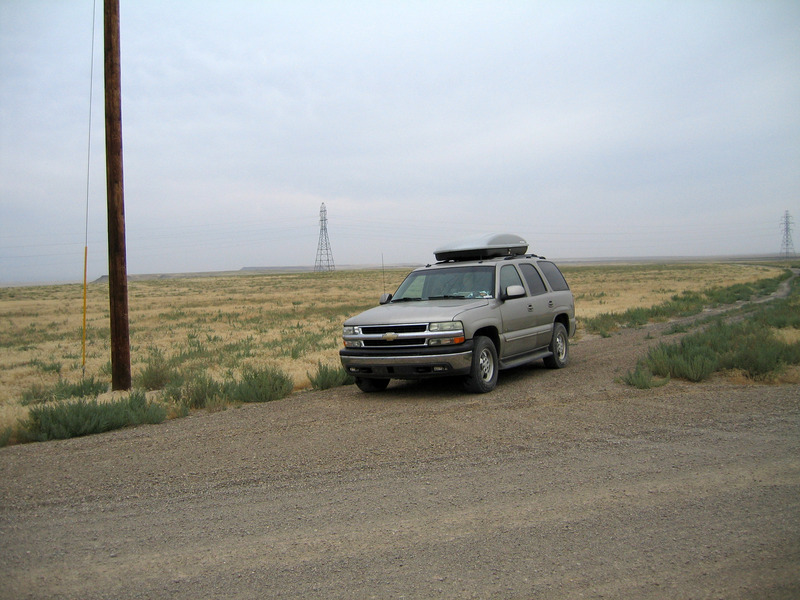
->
528 304 533 312
548 300 554 308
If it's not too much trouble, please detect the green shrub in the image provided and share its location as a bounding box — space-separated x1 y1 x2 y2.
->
706 283 755 305
162 379 184 404
752 271 793 296
753 297 800 330
625 307 651 328
29 358 62 374
621 364 669 389
183 373 223 409
661 290 706 317
721 342 783 381
584 312 619 336
0 426 12 448
134 349 183 390
21 390 166 442
55 376 108 398
664 322 690 335
672 350 718 382
20 376 108 406
20 383 52 406
631 296 800 385
308 361 354 390
642 341 714 382
174 332 213 365
224 366 293 403
644 344 673 379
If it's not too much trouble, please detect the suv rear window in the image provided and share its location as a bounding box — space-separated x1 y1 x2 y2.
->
538 261 570 291
519 264 547 295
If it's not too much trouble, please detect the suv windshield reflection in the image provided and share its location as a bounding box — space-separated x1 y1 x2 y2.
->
393 266 495 301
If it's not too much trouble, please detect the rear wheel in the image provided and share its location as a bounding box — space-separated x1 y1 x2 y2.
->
463 336 498 393
355 377 390 393
543 322 569 369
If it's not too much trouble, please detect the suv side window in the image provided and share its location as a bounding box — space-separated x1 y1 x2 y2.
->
519 263 547 296
538 261 570 291
499 265 524 295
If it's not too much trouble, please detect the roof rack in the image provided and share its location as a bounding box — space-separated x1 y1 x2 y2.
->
434 233 529 262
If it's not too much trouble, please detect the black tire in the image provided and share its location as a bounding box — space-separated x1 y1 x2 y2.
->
355 377 390 393
543 322 569 369
463 336 499 393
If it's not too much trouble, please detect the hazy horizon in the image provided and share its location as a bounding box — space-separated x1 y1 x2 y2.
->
2 250 794 289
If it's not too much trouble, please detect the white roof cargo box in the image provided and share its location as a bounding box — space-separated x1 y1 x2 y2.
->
434 233 529 262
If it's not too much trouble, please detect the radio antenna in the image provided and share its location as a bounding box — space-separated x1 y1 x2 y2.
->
381 253 386 294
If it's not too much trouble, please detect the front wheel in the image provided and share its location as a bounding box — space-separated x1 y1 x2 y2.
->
355 377 390 393
463 336 499 393
543 322 569 369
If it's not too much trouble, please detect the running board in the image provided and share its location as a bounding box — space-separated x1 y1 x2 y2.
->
499 349 552 370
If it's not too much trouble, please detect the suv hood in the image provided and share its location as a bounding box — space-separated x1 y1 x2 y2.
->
345 299 489 327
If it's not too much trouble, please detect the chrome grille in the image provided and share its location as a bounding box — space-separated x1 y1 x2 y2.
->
360 324 427 335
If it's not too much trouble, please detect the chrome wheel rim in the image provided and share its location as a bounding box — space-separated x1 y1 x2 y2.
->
555 332 566 361
479 348 494 381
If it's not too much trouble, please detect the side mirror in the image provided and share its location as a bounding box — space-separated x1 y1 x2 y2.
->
379 293 392 304
502 285 526 300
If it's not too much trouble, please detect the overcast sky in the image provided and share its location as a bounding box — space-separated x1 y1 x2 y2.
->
1 1 799 284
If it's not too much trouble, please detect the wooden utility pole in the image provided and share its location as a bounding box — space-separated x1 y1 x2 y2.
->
104 0 131 390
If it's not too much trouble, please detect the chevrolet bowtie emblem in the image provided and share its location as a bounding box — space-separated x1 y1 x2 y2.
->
382 332 399 341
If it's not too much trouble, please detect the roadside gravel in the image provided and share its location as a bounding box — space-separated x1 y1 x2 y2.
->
1 316 798 599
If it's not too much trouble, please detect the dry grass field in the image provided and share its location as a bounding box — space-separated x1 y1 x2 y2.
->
564 262 781 319
0 262 784 433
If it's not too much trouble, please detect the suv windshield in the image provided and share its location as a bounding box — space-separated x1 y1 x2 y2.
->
393 266 495 301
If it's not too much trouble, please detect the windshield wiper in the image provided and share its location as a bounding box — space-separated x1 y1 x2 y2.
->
391 297 422 302
427 295 467 300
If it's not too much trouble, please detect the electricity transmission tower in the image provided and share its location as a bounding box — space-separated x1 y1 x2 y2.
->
314 203 335 272
780 210 795 259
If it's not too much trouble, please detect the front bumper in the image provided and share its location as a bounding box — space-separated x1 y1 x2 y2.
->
340 340 474 380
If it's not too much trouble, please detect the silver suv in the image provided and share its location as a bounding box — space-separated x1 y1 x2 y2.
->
340 234 576 393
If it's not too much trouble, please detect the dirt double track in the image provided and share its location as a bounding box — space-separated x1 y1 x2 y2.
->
1 293 798 599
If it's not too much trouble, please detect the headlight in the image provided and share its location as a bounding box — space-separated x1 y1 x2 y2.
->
343 325 362 348
429 321 463 332
428 321 465 346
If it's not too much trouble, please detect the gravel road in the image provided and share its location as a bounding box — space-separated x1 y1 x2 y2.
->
1 316 799 599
